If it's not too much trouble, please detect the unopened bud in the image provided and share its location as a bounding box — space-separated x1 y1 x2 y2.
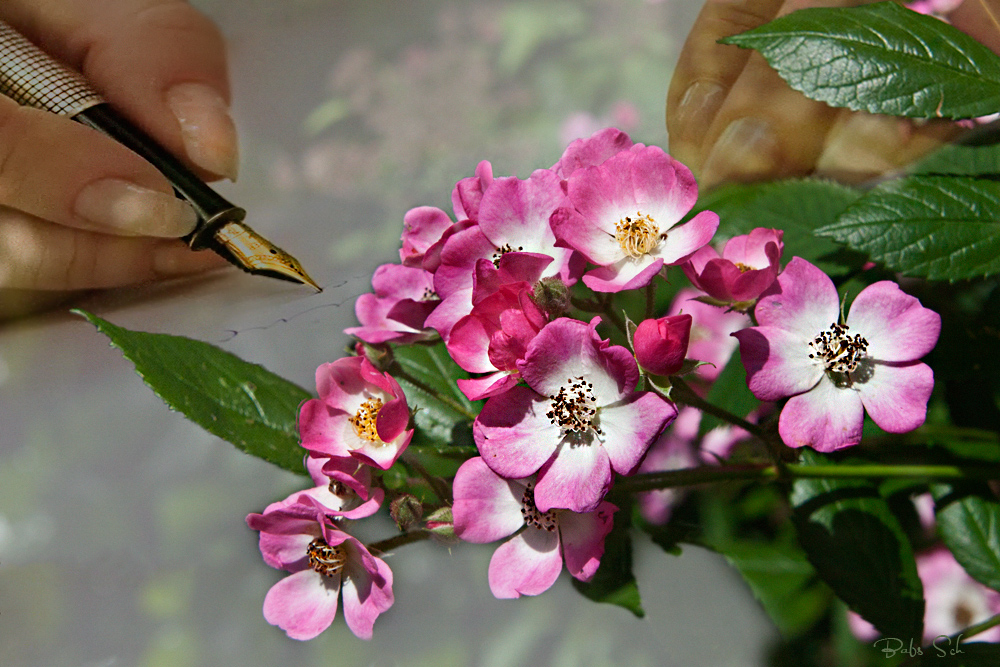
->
425 507 457 544
531 276 572 319
390 494 423 531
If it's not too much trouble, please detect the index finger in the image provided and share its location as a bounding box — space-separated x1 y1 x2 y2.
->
666 0 784 172
1 0 238 180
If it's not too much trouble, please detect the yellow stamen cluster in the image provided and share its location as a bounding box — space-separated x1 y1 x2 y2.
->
307 539 347 577
615 212 662 258
349 397 384 442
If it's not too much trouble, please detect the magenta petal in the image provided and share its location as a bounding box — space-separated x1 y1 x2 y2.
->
262 569 341 641
779 379 864 452
488 528 563 598
598 393 678 475
582 256 665 293
375 397 409 443
533 441 612 513
559 501 616 581
858 362 934 433
733 326 825 401
474 385 562 478
452 457 528 543
653 209 720 266
456 372 519 401
847 281 941 362
400 206 454 266
340 549 394 640
553 127 633 178
447 315 495 373
755 257 840 340
519 317 638 403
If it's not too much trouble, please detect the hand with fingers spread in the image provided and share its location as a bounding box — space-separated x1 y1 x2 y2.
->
0 0 238 317
666 0 1000 190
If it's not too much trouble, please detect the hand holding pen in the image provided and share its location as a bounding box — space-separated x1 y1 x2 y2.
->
0 0 238 316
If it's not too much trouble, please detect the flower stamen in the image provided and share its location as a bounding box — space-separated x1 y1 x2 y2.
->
349 397 384 443
307 539 347 577
546 376 603 437
615 212 662 258
808 322 869 375
521 482 558 532
492 243 524 267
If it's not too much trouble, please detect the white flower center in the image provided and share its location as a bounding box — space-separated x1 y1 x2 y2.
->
616 212 663 258
349 397 385 444
808 322 869 375
307 539 347 577
546 376 603 438
521 482 558 532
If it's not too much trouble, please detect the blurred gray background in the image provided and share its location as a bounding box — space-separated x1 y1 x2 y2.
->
0 1 777 665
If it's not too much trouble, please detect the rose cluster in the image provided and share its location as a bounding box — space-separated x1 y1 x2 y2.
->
245 128 941 640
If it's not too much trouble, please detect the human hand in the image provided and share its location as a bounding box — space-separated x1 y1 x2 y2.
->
666 0 1000 190
0 0 238 318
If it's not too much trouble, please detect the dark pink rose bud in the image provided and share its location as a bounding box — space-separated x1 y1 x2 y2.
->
633 313 692 376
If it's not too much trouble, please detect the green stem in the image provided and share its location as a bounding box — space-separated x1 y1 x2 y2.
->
401 450 452 503
615 462 1000 494
389 365 477 420
899 612 1000 666
669 376 769 443
959 611 1000 641
644 282 656 320
367 529 433 554
599 294 627 335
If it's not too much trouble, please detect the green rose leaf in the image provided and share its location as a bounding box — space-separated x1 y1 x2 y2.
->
720 1 1000 119
693 179 863 275
932 483 1000 593
388 342 477 454
698 350 757 436
712 539 830 638
76 310 311 476
816 176 1000 281
791 451 924 639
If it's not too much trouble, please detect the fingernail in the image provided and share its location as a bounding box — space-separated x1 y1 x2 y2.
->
167 82 240 181
675 81 726 142
700 118 781 189
153 244 231 278
75 179 198 237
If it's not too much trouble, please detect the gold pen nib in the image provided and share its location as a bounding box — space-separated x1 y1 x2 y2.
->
211 221 321 291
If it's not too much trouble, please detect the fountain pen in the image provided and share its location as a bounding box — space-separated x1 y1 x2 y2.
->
0 20 320 291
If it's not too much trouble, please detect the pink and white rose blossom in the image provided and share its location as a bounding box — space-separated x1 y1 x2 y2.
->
550 144 719 292
246 499 393 641
682 227 784 306
733 257 941 452
300 356 413 470
345 263 439 345
452 457 616 599
474 317 678 513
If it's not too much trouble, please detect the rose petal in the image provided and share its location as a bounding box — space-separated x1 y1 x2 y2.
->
847 281 941 362
857 362 934 433
452 457 528 543
488 528 563 598
559 502 616 581
262 569 341 641
778 378 864 452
